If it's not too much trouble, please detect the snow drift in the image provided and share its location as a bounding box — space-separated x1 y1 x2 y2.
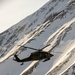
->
0 0 75 75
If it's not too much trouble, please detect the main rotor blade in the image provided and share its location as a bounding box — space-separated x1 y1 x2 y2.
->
18 45 39 51
41 44 51 50
18 44 50 51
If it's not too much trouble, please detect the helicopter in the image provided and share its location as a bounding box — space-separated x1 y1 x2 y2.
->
13 44 54 65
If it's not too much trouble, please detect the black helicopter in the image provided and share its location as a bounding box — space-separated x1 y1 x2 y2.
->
13 44 53 65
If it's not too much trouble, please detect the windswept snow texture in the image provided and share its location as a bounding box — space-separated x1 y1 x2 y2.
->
0 0 75 75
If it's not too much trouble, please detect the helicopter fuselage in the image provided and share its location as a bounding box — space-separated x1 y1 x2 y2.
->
14 51 53 63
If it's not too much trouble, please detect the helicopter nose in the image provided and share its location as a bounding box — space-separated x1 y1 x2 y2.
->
50 54 54 57
48 53 53 57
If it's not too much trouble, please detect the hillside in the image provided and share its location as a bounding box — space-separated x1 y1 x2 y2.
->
0 0 75 75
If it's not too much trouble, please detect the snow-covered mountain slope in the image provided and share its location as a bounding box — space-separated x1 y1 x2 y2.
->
0 0 75 75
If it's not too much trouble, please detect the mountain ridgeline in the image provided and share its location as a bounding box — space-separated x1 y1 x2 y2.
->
0 0 75 75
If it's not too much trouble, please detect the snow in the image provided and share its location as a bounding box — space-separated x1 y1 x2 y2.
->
20 18 75 75
0 20 51 63
45 40 75 75
58 50 75 75
44 18 75 45
0 0 75 75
